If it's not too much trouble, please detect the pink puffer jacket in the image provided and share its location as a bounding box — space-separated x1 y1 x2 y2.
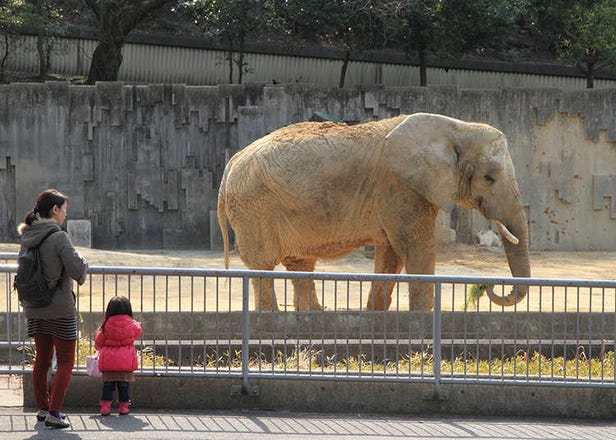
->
94 315 142 372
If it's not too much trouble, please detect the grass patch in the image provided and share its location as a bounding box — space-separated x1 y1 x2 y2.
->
199 347 615 380
19 338 614 380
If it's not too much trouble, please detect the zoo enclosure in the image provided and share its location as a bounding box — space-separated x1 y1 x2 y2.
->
2 83 615 251
1 256 616 397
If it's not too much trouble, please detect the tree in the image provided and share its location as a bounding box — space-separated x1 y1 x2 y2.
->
525 0 578 55
558 0 616 88
21 0 75 79
84 0 174 84
277 0 393 88
177 0 275 84
0 0 24 82
390 0 529 86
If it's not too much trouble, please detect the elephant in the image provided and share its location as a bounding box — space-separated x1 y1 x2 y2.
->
217 112 530 311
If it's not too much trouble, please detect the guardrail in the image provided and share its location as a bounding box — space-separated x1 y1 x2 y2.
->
2 259 616 398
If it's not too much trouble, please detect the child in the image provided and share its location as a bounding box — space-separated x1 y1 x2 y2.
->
94 296 142 416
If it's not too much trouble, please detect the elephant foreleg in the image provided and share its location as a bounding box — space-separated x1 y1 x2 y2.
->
283 258 322 311
405 241 436 311
365 245 403 311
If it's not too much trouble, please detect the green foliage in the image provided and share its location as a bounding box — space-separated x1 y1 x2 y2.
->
525 0 578 53
382 0 531 85
0 0 27 81
0 0 76 81
465 284 487 311
176 0 267 44
558 0 616 87
0 0 23 30
280 0 390 49
6 0 616 87
176 0 278 82
278 0 394 86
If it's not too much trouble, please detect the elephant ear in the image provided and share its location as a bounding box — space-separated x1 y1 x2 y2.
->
383 113 461 212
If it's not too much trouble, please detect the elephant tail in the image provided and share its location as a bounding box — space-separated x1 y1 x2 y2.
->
217 191 230 270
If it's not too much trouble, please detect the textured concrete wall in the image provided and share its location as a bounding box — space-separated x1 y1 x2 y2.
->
0 83 614 250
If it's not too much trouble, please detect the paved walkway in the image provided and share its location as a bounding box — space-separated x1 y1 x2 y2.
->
1 406 616 440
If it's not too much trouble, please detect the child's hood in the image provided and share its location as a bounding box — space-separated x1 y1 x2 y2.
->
102 315 142 342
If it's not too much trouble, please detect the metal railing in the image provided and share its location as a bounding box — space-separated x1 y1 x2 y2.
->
2 258 616 396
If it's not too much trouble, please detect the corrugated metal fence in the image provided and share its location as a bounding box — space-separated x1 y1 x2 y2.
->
1 255 616 396
7 34 616 90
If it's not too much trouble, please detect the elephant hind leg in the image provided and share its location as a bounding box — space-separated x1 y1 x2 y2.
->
234 228 281 311
282 258 322 311
242 258 280 311
366 245 403 311
250 276 279 311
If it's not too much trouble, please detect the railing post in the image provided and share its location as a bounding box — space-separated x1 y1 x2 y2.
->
234 274 258 396
241 275 251 392
424 281 448 400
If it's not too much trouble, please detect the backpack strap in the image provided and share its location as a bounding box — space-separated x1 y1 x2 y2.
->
34 227 63 292
35 227 61 249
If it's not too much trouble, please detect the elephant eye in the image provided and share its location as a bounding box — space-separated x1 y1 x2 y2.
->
484 174 495 184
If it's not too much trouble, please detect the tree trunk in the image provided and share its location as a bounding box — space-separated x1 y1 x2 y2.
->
87 40 124 83
84 0 173 85
586 62 595 89
238 51 244 84
36 33 48 79
0 33 9 83
577 61 595 89
228 52 234 83
45 42 51 75
419 49 427 86
237 31 245 84
339 49 350 88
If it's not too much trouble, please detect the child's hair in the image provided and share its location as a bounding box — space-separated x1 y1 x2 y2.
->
99 296 133 332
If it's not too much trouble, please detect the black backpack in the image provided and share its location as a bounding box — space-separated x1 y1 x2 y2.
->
14 227 62 308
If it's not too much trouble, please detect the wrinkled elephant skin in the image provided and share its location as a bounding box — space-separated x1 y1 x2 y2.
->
218 113 530 311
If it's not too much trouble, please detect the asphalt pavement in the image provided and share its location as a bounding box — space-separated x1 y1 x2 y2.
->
1 406 616 440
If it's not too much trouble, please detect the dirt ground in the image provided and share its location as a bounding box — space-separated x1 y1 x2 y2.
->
2 242 615 312
3 241 615 278
0 244 616 311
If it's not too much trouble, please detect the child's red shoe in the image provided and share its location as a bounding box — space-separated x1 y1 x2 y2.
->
118 401 130 415
100 400 112 416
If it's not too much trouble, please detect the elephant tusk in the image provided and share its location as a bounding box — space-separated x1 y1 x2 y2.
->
494 220 519 245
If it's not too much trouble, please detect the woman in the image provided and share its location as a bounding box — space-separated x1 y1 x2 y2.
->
17 189 88 429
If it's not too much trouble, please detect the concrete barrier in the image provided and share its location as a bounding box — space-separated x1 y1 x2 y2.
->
23 375 616 419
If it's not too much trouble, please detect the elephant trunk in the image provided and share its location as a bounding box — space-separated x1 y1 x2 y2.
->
486 210 531 307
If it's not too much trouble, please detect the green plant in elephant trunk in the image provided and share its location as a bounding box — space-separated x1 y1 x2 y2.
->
218 113 530 311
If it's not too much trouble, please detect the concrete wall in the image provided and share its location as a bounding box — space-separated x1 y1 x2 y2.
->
0 83 615 250
23 375 616 419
